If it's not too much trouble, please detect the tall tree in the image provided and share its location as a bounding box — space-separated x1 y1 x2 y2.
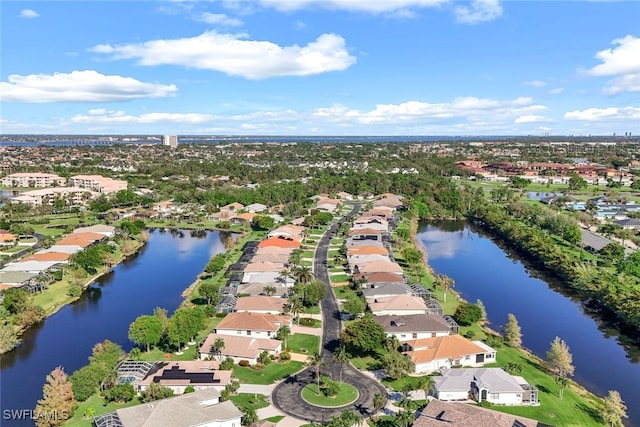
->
383 351 414 380
416 375 436 399
333 344 350 383
276 325 291 350
602 390 628 427
34 366 75 427
241 407 258 427
307 352 325 392
502 313 523 348
546 336 575 378
128 315 163 352
556 376 569 399
213 338 225 361
373 392 386 415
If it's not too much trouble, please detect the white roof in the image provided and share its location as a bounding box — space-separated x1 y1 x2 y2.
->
3 260 60 272
43 245 82 254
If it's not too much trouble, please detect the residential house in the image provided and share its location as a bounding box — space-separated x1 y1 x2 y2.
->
267 225 305 241
199 333 282 364
215 312 292 339
245 203 268 213
257 237 300 249
68 174 128 194
355 260 404 275
362 282 414 299
234 296 288 314
614 218 640 229
231 213 256 224
433 368 538 405
349 227 382 241
0 231 17 246
403 335 497 374
373 314 453 341
316 198 340 212
73 224 116 237
347 245 389 257
366 295 428 316
21 251 71 263
138 361 232 395
413 400 541 427
93 389 242 427
236 282 289 297
353 272 406 286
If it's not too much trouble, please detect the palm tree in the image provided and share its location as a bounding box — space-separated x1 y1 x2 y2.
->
213 338 225 361
241 407 258 427
293 265 313 284
289 249 303 268
435 273 455 303
373 392 386 415
417 375 436 399
307 352 325 393
333 345 350 383
277 325 291 350
285 297 304 325
263 285 276 296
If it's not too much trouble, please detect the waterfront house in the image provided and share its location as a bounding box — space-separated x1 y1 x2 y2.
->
234 296 288 314
137 361 232 395
403 334 496 373
433 368 538 405
214 312 292 339
366 295 428 316
93 389 242 427
414 400 541 427
373 314 454 341
199 333 282 364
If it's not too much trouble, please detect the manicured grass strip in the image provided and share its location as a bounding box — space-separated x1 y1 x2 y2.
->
302 305 320 315
229 393 270 411
232 361 305 384
264 416 285 423
301 383 359 407
287 333 320 354
330 274 349 283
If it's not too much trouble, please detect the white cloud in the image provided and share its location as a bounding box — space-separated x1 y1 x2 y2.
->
70 110 215 124
313 96 546 125
514 115 551 124
90 31 356 79
256 0 447 13
0 70 177 103
564 106 640 121
454 0 502 24
603 73 640 95
19 9 39 18
586 35 640 76
548 88 565 95
524 80 547 88
196 12 243 27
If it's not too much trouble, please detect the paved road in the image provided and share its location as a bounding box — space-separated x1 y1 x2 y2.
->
271 204 388 423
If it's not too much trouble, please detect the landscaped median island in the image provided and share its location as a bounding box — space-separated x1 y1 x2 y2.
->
301 381 359 407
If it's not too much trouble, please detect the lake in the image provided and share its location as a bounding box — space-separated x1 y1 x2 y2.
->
0 229 227 425
418 221 640 426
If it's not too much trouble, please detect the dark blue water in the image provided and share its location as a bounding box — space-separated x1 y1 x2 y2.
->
418 222 640 426
0 229 226 425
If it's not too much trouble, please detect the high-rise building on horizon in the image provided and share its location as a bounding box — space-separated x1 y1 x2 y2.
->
162 134 178 149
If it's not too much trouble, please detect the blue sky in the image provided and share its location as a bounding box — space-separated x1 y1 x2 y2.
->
1 0 639 136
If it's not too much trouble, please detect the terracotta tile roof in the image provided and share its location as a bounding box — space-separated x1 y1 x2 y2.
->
353 272 406 284
255 246 295 255
404 335 488 364
356 260 404 274
349 227 382 236
215 312 292 332
22 251 71 262
0 233 17 242
235 296 288 313
234 212 256 221
199 333 281 359
347 246 389 256
414 400 540 427
57 232 104 247
258 237 301 249
366 295 427 313
243 262 287 273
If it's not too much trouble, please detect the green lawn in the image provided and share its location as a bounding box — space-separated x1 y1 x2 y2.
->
229 393 270 411
287 333 320 354
66 395 142 427
137 316 222 362
382 375 433 392
264 415 285 423
301 383 359 407
232 361 305 384
302 305 320 315
330 274 349 283
333 285 358 300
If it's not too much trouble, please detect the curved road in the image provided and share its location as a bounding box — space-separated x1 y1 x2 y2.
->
272 204 388 423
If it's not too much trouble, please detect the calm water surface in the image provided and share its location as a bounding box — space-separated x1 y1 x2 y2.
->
418 221 640 427
0 229 226 425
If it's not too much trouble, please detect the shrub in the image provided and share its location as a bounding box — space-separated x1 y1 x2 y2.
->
251 363 266 371
298 317 315 327
279 351 291 361
453 303 483 326
220 357 235 370
238 360 250 367
484 334 503 348
104 384 135 403
184 385 195 394
463 330 476 339
67 285 83 297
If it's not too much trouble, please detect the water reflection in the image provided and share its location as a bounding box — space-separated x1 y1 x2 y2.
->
419 221 640 426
